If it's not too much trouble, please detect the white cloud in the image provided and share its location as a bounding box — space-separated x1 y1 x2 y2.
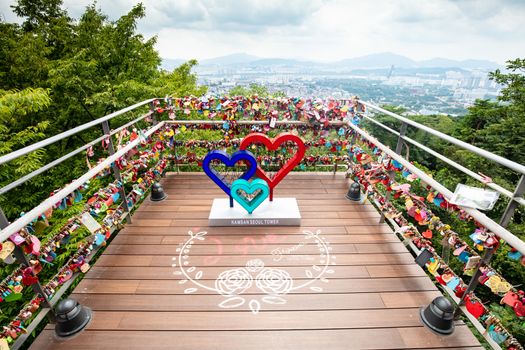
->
2 0 525 64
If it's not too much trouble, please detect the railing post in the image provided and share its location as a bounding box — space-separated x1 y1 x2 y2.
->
150 101 158 125
499 174 525 228
0 207 56 321
441 234 451 264
379 122 408 223
101 121 132 224
394 122 408 158
12 246 56 322
454 246 495 317
0 207 9 229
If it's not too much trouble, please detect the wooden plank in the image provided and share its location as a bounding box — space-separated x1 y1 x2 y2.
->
139 192 364 202
84 265 425 280
119 225 357 235
70 293 386 311
367 265 427 278
297 200 379 208
57 309 433 331
185 233 399 244
301 218 387 226
95 252 416 267
163 173 345 180
103 243 409 255
138 204 380 213
127 219 173 227
399 326 481 348
85 265 372 280
126 218 390 227
163 181 350 189
131 210 341 220
70 291 441 312
346 225 393 234
110 233 400 245
75 277 436 294
337 210 381 219
162 183 350 189
353 243 408 254
380 291 442 308
30 326 480 350
163 188 331 195
141 199 380 208
162 179 327 184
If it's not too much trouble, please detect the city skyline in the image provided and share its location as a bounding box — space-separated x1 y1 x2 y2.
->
1 0 524 64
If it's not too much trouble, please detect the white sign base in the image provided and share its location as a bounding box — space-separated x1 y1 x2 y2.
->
208 198 301 226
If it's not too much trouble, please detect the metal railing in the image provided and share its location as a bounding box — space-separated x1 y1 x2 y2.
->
358 101 525 227
347 121 525 255
0 99 155 166
343 103 525 350
0 99 159 350
0 96 524 350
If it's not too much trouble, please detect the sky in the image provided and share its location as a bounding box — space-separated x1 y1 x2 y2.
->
1 0 524 64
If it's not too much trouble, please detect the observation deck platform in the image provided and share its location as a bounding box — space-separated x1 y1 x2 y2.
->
30 173 481 350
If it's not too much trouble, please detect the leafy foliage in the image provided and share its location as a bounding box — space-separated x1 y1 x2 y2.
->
0 0 205 219
228 83 288 98
362 57 525 345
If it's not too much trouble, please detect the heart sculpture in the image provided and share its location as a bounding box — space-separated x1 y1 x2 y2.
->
231 178 270 214
240 133 305 201
202 150 257 206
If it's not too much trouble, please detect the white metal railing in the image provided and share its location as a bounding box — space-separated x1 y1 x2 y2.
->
348 121 525 255
359 100 525 174
357 100 525 228
362 114 524 205
0 122 164 242
0 99 155 165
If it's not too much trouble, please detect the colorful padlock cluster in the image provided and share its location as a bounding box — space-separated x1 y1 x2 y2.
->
348 135 524 349
1 126 171 345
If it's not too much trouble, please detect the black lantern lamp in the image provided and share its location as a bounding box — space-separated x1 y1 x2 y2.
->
420 296 455 335
415 249 455 335
346 182 361 201
55 298 92 338
150 182 167 201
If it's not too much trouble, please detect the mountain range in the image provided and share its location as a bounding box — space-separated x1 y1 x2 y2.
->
162 52 501 71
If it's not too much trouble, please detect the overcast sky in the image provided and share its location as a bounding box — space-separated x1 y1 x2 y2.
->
1 0 524 64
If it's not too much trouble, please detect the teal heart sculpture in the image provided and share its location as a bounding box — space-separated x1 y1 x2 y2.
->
231 178 269 214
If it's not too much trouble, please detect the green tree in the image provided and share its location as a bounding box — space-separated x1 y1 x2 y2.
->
0 0 206 218
490 58 525 105
0 88 51 217
154 60 207 97
229 83 270 97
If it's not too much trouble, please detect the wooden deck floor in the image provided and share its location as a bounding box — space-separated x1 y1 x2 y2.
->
30 173 481 350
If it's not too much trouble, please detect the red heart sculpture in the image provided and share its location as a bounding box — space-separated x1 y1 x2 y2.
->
240 133 305 201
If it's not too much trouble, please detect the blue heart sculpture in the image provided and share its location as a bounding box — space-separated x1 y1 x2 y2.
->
202 150 257 200
231 178 269 214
